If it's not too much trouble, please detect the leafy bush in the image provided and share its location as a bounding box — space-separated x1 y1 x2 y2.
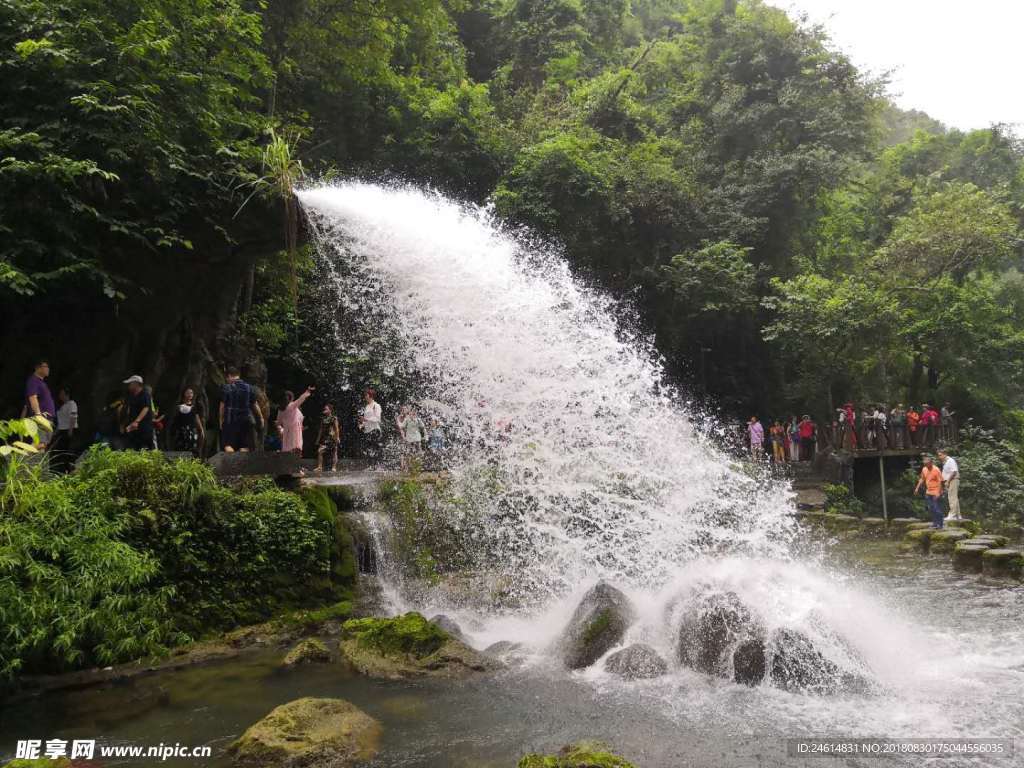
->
0 447 352 679
822 483 865 518
952 426 1024 532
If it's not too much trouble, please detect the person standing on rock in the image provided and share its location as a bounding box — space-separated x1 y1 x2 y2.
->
358 388 383 461
277 386 314 456
914 455 944 529
937 449 961 522
219 366 262 453
23 360 56 448
798 414 816 461
748 416 764 461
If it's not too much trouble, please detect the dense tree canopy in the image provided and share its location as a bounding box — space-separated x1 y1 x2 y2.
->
2 0 1023 436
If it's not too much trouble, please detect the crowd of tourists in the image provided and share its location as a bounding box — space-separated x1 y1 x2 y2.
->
17 360 446 473
745 402 958 463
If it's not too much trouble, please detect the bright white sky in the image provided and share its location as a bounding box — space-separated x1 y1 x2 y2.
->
775 0 1024 131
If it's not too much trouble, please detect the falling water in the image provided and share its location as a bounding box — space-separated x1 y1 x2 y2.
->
296 182 1024 752
299 181 795 604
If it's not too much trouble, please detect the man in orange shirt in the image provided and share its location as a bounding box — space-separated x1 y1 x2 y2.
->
914 455 944 529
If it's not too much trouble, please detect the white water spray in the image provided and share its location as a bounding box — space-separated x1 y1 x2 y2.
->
299 181 796 603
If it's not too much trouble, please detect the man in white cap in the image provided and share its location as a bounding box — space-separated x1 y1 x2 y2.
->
122 374 154 451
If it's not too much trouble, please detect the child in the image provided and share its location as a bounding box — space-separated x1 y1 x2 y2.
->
315 403 340 473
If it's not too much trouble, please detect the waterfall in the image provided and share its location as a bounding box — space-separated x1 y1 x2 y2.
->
298 181 795 607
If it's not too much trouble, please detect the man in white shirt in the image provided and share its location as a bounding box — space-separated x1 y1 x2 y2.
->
53 386 79 471
358 388 383 460
937 449 961 521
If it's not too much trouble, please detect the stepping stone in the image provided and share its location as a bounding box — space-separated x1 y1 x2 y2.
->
953 542 990 572
967 535 1009 548
823 514 860 532
929 529 972 553
888 517 921 531
902 527 936 553
981 549 1024 578
860 518 888 538
907 521 933 531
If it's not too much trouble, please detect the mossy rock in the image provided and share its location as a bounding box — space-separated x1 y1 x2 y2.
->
338 612 501 679
823 514 860 531
967 535 1009 548
906 521 934 531
518 742 635 768
903 527 936 552
4 760 72 768
981 549 1024 578
952 543 990 573
560 582 635 670
929 529 972 553
948 519 981 535
282 637 331 667
229 697 380 767
860 517 888 537
888 517 922 531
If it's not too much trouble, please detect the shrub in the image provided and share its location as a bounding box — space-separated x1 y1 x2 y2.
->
0 446 352 679
822 483 865 518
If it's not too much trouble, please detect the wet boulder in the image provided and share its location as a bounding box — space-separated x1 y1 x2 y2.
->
560 581 636 670
952 542 991 573
677 591 762 676
929 529 972 553
518 742 635 768
604 643 668 680
229 697 380 767
338 612 501 679
428 614 466 641
282 637 331 667
981 548 1024 578
768 628 869 695
732 638 767 687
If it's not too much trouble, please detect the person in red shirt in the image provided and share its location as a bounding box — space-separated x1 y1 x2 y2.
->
906 406 921 447
798 414 816 461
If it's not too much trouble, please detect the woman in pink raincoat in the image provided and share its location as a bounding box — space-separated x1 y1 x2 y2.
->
277 386 314 454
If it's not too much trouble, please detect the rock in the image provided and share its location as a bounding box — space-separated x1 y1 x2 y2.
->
929 529 972 553
888 517 922 533
822 514 860 531
903 527 936 553
429 614 466 641
229 697 381 767
677 591 762 676
967 535 1009 548
732 637 767 686
338 612 501 679
604 643 668 680
767 628 869 695
4 760 71 768
282 638 331 667
907 521 934 531
559 581 636 670
952 543 990 573
518 743 635 768
981 549 1024 578
208 450 300 478
484 640 528 665
858 517 888 538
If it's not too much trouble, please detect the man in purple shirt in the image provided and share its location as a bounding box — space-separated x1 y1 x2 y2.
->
24 360 56 445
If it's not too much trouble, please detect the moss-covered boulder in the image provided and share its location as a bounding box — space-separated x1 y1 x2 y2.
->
282 637 331 667
559 581 636 670
907 521 933 531
981 549 1024 578
822 514 860 532
4 760 72 768
338 612 500 679
952 543 990 573
929 529 972 553
518 743 635 768
967 535 1010 548
888 517 922 534
902 527 936 552
603 643 668 680
229 697 380 767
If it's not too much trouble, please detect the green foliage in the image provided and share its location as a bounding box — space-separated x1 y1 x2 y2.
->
952 426 1024 532
518 743 636 768
0 0 271 299
662 240 759 318
822 483 865 518
341 612 448 658
0 447 353 679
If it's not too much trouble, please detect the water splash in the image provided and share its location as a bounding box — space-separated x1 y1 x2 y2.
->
298 181 795 605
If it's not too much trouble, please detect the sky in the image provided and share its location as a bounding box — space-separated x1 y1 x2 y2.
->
775 0 1024 132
